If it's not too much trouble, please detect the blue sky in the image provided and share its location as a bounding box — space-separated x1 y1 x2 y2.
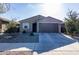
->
62 3 79 17
0 3 79 21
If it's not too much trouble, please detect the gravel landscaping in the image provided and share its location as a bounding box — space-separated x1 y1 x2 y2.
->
0 33 39 43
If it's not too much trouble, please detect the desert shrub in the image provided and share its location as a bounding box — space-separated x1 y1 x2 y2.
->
64 10 79 35
30 32 34 36
22 30 26 33
5 27 18 33
4 20 19 33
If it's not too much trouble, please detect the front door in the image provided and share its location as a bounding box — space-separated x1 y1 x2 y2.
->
32 23 37 32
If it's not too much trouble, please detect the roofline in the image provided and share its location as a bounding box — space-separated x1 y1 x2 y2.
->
19 15 45 22
0 17 9 23
47 16 63 22
19 15 63 23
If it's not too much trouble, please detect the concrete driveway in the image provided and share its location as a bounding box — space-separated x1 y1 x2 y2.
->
34 33 77 54
0 33 78 55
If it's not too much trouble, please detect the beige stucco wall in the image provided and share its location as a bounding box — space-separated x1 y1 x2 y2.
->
0 26 2 32
0 24 8 32
19 15 64 33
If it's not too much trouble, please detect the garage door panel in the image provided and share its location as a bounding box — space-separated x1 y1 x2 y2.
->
39 23 58 33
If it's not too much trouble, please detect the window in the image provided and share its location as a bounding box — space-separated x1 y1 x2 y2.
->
24 26 27 28
23 23 29 29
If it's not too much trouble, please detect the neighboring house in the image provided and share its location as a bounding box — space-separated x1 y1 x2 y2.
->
0 17 9 33
19 15 64 33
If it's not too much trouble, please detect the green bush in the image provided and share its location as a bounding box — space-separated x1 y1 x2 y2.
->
22 30 26 33
5 27 18 33
4 20 19 33
30 32 34 36
64 10 79 35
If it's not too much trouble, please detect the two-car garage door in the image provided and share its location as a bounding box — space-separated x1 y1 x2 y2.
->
39 23 59 33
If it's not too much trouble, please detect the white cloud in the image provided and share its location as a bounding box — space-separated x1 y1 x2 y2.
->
39 3 64 20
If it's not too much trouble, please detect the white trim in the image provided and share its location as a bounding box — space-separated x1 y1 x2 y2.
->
58 24 61 33
38 22 63 24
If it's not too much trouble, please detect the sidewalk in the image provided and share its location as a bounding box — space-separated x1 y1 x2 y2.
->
39 42 79 55
0 43 37 55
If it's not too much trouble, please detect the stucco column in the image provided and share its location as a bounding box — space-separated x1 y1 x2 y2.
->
0 21 2 32
37 22 39 32
58 24 61 33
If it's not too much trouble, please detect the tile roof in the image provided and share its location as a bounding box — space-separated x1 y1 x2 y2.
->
19 15 63 23
0 17 9 22
19 15 45 23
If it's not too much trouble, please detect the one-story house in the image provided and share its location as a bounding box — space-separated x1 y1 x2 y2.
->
0 17 9 33
19 15 64 33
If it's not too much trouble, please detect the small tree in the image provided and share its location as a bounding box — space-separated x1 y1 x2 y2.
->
0 3 10 13
64 10 79 36
5 19 18 33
